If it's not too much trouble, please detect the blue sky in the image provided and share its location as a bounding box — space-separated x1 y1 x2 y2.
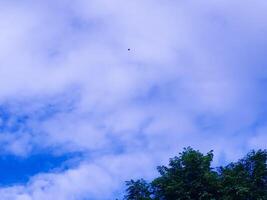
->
0 0 267 199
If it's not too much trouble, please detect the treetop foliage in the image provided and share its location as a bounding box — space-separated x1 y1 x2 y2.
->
122 147 267 200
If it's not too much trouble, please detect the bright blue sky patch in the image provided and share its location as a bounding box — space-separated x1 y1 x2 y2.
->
0 153 74 186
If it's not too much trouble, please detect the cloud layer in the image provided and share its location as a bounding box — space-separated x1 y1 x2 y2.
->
0 0 267 199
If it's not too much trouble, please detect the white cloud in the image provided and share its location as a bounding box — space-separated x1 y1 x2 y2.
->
0 0 267 199
249 126 267 150
0 152 158 200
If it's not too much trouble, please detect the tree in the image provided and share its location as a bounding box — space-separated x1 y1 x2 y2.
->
152 147 220 200
219 150 267 200
124 179 152 200
122 148 267 200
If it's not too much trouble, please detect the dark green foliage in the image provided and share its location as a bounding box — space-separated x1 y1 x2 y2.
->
124 179 152 200
219 149 267 200
152 147 220 200
122 147 267 200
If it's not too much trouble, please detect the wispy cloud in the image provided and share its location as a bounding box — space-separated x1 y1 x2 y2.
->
0 0 267 199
